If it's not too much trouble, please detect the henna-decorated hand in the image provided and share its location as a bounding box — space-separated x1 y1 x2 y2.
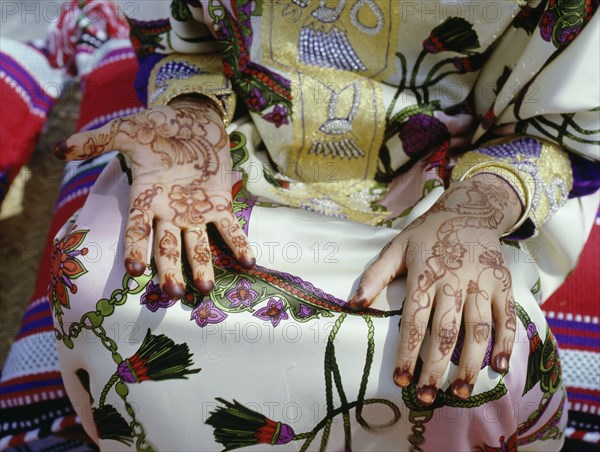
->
53 97 255 299
349 174 522 406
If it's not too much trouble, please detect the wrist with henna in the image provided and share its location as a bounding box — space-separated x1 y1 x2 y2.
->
168 95 225 125
441 173 523 237
348 170 522 406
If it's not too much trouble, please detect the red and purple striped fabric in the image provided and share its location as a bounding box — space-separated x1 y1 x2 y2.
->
543 212 600 445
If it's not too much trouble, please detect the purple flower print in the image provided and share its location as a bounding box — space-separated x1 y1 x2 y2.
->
244 88 267 112
297 304 314 318
262 104 289 128
558 25 581 45
191 300 227 327
226 278 259 307
539 10 557 42
253 298 289 327
140 281 176 312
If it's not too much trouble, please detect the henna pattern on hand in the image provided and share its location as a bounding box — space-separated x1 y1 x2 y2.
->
473 322 491 344
55 119 121 160
393 362 413 388
231 235 249 251
438 318 458 358
403 177 519 357
133 185 163 210
451 367 476 400
113 106 227 171
416 376 439 406
406 322 424 353
188 231 211 266
125 207 152 269
168 181 213 228
158 230 180 264
163 271 185 299
477 247 516 332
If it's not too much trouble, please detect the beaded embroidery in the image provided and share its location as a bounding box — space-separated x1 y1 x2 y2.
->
149 61 206 105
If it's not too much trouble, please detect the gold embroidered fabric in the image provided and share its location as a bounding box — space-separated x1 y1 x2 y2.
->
148 54 236 125
451 136 573 237
259 0 400 182
268 178 388 226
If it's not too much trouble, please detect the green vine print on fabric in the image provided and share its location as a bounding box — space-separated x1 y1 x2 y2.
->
54 268 201 450
206 313 402 451
516 111 600 155
539 0 596 49
514 0 599 152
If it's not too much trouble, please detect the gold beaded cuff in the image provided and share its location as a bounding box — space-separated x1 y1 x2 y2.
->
451 135 573 238
147 54 236 126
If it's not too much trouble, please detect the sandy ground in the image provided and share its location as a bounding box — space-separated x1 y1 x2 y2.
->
0 85 79 367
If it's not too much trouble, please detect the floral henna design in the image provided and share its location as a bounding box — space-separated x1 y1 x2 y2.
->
218 215 241 235
405 175 519 331
117 106 226 171
159 230 180 264
168 182 213 227
124 207 152 276
126 208 152 244
54 120 121 160
125 208 151 273
466 279 480 295
466 245 516 374
429 179 510 227
477 246 516 332
189 232 211 266
466 279 492 344
231 235 248 251
442 283 463 313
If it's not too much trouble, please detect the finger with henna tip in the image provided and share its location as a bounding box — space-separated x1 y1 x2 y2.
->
416 292 462 406
348 239 406 311
184 227 215 294
124 201 154 277
154 221 186 300
52 118 127 161
124 230 152 277
451 289 492 400
393 279 433 388
215 211 255 269
491 289 517 374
